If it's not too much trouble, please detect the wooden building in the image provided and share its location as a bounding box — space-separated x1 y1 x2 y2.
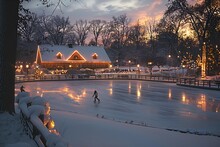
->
35 44 111 70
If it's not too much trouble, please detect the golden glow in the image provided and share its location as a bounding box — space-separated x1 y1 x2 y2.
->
39 87 87 103
128 82 131 93
197 94 207 111
136 83 142 100
108 88 113 95
36 45 43 63
47 119 55 130
92 53 98 59
56 52 63 59
66 50 87 61
201 43 206 79
168 89 172 99
181 93 189 104
178 23 195 39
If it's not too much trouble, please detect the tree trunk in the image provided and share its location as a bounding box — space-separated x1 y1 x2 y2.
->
0 0 19 113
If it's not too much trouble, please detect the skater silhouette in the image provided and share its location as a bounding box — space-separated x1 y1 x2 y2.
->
92 90 100 103
20 85 25 92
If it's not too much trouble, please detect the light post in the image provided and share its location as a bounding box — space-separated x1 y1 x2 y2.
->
128 60 131 72
116 59 118 68
201 42 206 79
26 64 29 75
168 55 172 77
148 62 153 76
109 64 112 72
182 65 186 77
137 64 140 74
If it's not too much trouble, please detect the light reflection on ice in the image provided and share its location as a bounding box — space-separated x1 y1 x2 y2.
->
15 80 220 135
168 89 172 99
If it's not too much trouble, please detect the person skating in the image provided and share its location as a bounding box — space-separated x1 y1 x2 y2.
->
20 85 25 92
92 90 100 103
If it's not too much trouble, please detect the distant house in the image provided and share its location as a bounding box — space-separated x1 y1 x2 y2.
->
35 44 111 69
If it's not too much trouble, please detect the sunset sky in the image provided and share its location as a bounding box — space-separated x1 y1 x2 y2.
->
24 0 169 24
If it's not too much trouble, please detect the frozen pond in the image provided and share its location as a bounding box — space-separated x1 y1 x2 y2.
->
16 80 220 135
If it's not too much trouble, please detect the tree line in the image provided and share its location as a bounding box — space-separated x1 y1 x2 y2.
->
17 0 220 75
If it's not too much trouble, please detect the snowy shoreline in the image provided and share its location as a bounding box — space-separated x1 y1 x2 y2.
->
51 110 220 147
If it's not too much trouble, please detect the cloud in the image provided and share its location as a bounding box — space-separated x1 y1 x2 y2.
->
127 0 167 24
23 0 168 24
95 0 140 12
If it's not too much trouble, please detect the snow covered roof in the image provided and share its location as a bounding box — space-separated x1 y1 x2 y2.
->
37 44 111 63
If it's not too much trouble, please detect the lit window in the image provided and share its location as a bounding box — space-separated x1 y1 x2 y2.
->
74 55 78 60
92 53 98 59
56 52 62 59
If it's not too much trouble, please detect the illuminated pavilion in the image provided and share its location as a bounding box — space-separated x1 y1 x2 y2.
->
35 44 111 70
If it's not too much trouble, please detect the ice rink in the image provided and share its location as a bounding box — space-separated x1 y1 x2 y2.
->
16 80 220 135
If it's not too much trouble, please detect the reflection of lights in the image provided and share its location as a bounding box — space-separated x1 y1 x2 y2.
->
128 82 131 93
137 89 141 99
109 88 113 95
168 89 172 99
68 93 74 99
82 90 86 96
63 87 69 92
182 93 186 102
136 83 141 99
181 93 189 104
137 83 142 89
43 90 62 93
197 94 207 111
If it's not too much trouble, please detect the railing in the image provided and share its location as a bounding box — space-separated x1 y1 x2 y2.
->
177 78 220 90
15 74 220 90
15 73 177 83
17 92 68 147
20 112 46 146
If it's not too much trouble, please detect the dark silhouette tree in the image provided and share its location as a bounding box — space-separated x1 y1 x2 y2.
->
0 0 19 113
90 20 106 46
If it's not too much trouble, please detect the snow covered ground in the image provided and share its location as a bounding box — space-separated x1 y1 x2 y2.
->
0 112 37 147
14 80 220 147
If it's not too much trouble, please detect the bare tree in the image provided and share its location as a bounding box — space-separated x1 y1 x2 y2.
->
145 19 158 59
128 20 145 50
39 15 72 45
73 20 90 45
90 20 106 46
101 22 112 48
110 14 130 49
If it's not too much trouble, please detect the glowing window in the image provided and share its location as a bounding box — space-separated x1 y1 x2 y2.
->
56 52 62 59
92 53 98 59
74 55 78 60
